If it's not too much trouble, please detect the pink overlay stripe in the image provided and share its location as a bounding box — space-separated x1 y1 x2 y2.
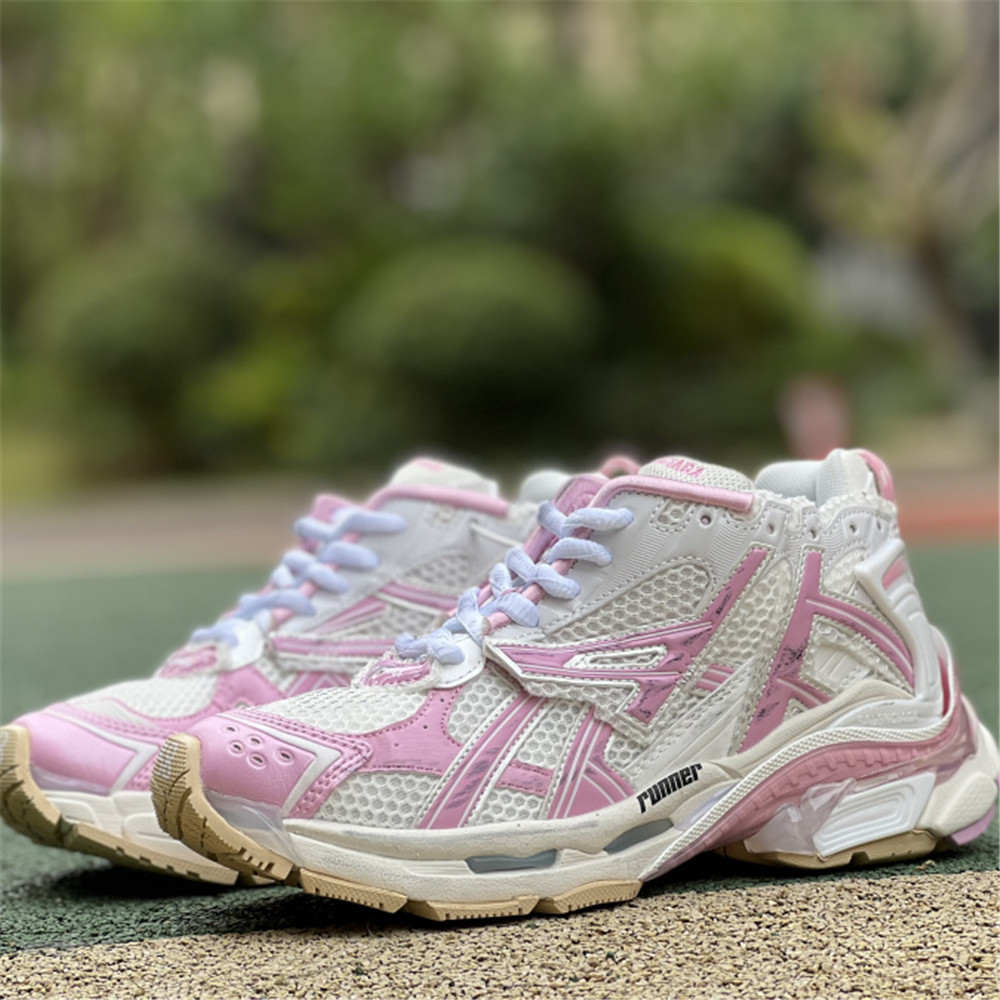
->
497 548 768 724
369 484 509 517
311 595 385 635
364 658 433 687
419 693 545 830
272 635 392 660
741 550 916 751
159 646 219 677
648 691 979 881
593 474 755 515
497 759 554 796
548 709 632 819
381 581 458 612
855 449 895 502
881 555 910 590
696 663 734 692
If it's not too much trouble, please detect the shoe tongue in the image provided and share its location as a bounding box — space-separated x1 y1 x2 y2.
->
389 457 498 496
639 456 753 493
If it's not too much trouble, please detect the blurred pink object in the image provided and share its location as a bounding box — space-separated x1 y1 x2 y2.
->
779 374 851 459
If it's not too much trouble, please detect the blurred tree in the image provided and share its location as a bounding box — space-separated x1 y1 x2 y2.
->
2 1 994 490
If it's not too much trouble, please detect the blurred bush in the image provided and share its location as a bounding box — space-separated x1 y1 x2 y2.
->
3 2 995 491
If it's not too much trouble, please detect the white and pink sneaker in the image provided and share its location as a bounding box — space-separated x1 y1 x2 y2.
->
1 458 570 883
152 450 999 917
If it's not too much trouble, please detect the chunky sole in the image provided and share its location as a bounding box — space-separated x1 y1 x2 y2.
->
0 724 254 885
151 692 999 921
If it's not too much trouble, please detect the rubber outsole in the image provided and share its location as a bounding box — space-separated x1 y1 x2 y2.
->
0 724 250 885
151 731 985 922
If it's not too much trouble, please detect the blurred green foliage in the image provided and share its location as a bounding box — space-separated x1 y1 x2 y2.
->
3 2 996 488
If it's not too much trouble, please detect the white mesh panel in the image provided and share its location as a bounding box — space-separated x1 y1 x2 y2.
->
317 771 441 827
822 548 864 595
603 730 647 778
253 656 298 692
802 621 909 693
469 787 543 826
550 563 711 642
701 559 792 671
70 675 218 720
517 700 582 770
259 686 425 734
447 667 516 743
651 499 692 533
402 550 472 594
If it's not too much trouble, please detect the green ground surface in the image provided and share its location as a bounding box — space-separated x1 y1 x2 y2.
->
1 546 997 954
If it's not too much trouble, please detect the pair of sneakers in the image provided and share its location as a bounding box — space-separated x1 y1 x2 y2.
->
3 450 997 922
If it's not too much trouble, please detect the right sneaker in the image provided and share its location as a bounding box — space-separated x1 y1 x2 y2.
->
0 457 574 883
153 449 998 919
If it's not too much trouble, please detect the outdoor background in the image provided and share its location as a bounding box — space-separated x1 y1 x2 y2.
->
3 1 998 501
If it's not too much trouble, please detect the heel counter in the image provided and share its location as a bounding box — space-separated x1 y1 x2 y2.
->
855 534 944 718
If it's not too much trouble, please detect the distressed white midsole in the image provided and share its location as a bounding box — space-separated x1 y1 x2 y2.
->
257 714 998 903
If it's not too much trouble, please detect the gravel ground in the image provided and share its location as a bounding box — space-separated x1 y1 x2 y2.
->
3 871 997 1000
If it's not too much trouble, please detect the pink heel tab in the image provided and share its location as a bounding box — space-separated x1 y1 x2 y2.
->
599 455 642 477
855 449 895 502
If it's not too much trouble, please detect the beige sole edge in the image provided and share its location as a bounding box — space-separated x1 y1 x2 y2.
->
150 734 295 883
715 829 945 869
0 724 241 884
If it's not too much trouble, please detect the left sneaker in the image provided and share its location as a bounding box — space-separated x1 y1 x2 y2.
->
152 450 1000 917
1 457 563 883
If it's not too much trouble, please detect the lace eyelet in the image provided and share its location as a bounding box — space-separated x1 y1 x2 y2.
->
700 513 713 527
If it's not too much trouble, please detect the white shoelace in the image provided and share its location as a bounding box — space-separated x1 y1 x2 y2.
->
192 507 407 647
394 501 633 666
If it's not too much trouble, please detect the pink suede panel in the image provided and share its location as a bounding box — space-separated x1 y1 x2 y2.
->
187 715 319 807
359 689 462 774
283 690 462 819
16 710 139 793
